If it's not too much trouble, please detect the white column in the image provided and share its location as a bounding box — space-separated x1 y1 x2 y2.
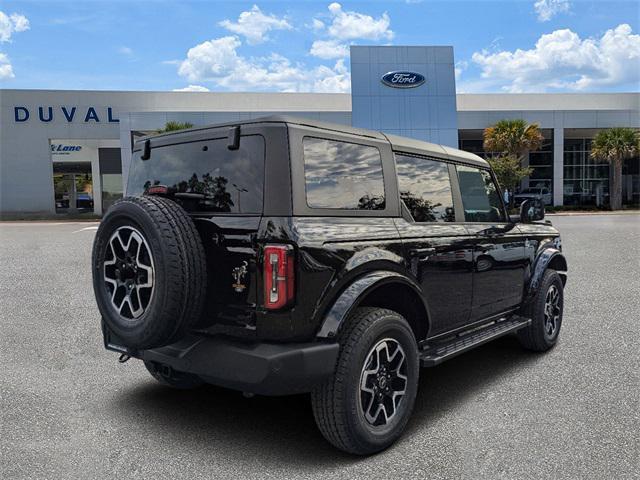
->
92 150 103 216
553 127 564 206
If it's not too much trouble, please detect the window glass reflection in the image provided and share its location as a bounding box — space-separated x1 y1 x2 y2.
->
395 154 455 222
457 165 505 222
303 137 385 210
127 135 264 213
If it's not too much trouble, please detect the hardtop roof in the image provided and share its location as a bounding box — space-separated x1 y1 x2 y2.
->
136 114 488 167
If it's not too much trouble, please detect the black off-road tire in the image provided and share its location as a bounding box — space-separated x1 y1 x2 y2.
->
144 361 204 390
517 269 564 352
92 196 206 350
311 307 419 455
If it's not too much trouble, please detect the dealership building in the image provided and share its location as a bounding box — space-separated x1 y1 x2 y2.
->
1 45 638 217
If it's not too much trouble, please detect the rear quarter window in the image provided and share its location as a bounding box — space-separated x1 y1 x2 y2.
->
395 154 455 222
302 137 385 210
127 135 265 214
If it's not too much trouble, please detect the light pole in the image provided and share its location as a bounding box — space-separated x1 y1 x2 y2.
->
232 183 248 211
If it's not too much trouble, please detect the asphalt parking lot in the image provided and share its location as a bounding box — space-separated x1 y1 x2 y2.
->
1 214 638 479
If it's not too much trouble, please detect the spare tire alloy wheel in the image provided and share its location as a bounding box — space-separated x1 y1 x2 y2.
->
93 196 207 350
103 226 155 320
359 338 408 427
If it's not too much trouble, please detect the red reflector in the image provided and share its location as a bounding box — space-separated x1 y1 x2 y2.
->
146 185 168 195
264 244 295 310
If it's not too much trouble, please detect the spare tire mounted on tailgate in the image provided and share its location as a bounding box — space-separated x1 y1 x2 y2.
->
92 195 207 350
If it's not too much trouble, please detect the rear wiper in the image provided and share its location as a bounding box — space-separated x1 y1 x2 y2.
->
173 192 208 200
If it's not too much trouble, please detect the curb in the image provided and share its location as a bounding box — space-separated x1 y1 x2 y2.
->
546 211 640 216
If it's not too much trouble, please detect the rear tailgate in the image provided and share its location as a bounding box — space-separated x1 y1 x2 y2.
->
127 129 269 334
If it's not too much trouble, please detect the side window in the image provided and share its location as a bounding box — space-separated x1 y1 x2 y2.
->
395 154 455 222
303 137 385 210
456 165 506 222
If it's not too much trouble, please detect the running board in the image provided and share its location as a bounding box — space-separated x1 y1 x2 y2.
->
419 316 531 367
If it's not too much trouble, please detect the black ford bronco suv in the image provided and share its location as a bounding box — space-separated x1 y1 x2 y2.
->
92 116 567 455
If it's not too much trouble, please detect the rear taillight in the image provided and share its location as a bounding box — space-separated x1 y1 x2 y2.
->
263 244 295 310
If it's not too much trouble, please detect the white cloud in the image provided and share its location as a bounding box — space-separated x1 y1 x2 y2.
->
177 35 350 93
219 5 291 45
311 59 351 93
308 3 393 60
454 60 468 81
178 36 243 82
173 85 210 92
324 3 393 41
118 46 133 56
0 11 30 42
310 39 349 60
534 0 570 22
471 24 640 92
0 52 14 79
311 18 325 32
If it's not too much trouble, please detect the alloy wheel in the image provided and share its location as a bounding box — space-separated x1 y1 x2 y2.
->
543 284 561 338
359 338 408 427
103 226 155 319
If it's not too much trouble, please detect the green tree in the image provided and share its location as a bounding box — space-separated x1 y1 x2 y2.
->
400 191 444 222
487 155 533 196
483 119 544 206
590 127 640 210
156 121 194 133
483 119 544 161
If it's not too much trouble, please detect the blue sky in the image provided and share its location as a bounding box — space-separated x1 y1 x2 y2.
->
0 0 638 93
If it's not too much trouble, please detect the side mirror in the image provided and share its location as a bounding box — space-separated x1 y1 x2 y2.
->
520 198 545 223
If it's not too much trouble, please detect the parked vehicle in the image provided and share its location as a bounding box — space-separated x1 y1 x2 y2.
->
92 116 567 455
513 187 552 206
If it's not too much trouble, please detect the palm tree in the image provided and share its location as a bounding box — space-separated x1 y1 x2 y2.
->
483 119 544 162
590 128 640 210
156 121 194 133
482 119 544 206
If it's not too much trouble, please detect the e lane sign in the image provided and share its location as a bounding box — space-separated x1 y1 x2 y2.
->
14 105 119 123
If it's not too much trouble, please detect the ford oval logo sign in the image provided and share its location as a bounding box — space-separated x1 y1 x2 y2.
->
381 71 426 88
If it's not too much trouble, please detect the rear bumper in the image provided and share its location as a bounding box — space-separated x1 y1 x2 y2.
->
132 335 340 396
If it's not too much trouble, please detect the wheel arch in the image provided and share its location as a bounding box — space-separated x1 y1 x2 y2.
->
527 247 568 300
316 271 430 343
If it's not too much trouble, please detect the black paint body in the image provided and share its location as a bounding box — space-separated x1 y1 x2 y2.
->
115 116 567 394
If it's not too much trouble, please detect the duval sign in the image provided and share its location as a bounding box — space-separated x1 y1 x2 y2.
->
381 71 426 88
14 106 119 123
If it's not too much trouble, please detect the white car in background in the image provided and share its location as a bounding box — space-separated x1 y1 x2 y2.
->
514 187 552 206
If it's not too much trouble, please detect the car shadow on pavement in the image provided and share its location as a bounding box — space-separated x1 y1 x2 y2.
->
112 335 541 467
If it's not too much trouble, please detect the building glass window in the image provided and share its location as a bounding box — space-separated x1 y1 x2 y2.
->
622 155 640 207
52 162 94 214
563 137 610 206
303 137 385 210
395 154 455 222
459 129 554 197
99 148 123 213
528 134 553 193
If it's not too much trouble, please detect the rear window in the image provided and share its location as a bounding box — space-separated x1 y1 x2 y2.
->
127 135 264 214
303 137 385 210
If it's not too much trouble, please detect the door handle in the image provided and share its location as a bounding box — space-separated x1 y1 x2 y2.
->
410 247 436 258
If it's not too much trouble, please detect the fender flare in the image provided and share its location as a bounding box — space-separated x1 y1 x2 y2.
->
316 270 427 339
527 247 568 299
